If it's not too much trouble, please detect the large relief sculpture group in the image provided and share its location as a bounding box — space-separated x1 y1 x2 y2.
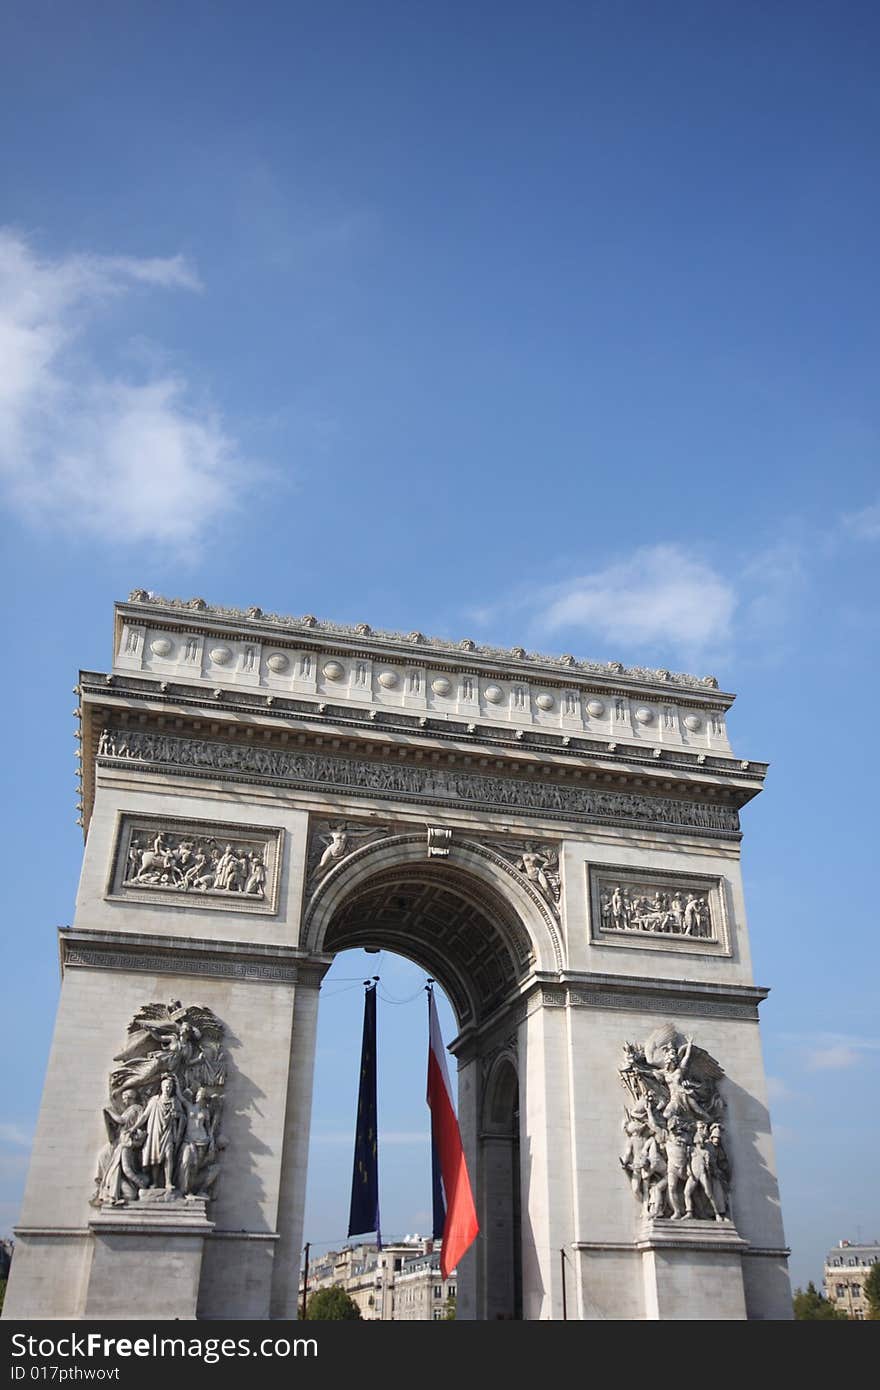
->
91 1002 228 1208
601 883 713 938
123 829 268 898
619 1025 733 1223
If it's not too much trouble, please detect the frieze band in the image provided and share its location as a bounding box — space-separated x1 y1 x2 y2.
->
64 947 300 983
97 728 740 838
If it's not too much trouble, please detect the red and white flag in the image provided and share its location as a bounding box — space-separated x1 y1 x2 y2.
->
427 988 479 1279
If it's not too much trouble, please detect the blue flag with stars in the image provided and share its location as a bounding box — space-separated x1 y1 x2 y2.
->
348 983 381 1242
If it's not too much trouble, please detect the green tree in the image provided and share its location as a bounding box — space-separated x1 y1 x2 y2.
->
864 1261 880 1320
792 1281 848 1320
443 1292 456 1320
305 1285 362 1320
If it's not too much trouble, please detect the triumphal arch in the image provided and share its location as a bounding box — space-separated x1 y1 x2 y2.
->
5 593 792 1320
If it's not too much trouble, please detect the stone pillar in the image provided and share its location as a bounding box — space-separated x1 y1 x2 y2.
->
519 997 573 1321
454 1054 480 1321
270 973 324 1319
85 1198 213 1321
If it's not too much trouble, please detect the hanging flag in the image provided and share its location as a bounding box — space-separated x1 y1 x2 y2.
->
426 987 479 1279
348 983 381 1242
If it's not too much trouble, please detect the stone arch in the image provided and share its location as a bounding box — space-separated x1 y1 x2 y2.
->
303 832 562 1028
480 1046 522 1319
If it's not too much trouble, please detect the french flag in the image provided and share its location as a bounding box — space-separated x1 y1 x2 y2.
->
427 988 479 1279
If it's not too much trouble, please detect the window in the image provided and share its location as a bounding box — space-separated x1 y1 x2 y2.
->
434 1285 442 1298
852 1284 861 1296
836 1285 846 1297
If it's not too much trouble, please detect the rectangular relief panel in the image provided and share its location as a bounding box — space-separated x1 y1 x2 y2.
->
106 813 283 915
588 862 732 957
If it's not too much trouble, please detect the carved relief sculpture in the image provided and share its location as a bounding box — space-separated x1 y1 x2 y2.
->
590 866 726 951
618 1023 733 1223
98 728 741 837
601 883 712 938
494 840 562 917
306 819 391 890
109 814 282 915
91 1001 228 1207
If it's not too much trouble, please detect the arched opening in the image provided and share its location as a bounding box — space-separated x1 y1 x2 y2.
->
303 840 543 1319
481 1054 522 1320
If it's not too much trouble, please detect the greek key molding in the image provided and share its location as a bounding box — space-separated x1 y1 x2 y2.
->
567 989 759 1021
97 729 740 839
63 947 300 984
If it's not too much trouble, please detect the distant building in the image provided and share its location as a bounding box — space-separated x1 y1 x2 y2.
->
395 1246 456 1321
303 1236 456 1320
824 1240 880 1319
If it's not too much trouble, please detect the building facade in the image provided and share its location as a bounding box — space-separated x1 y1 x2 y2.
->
824 1240 879 1319
303 1239 456 1320
4 592 791 1320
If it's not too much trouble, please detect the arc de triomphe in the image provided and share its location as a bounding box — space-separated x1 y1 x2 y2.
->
4 593 791 1320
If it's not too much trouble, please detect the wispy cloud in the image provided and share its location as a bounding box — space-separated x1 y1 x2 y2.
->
0 1122 32 1148
842 498 880 541
0 228 248 550
542 546 735 653
494 544 737 664
765 1075 795 1102
797 1033 880 1071
740 538 808 638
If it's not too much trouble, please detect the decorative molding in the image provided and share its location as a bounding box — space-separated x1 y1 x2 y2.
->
568 990 758 1020
542 988 567 1008
106 812 283 915
82 672 767 784
124 591 723 694
588 863 732 959
65 947 300 983
58 929 325 985
427 826 453 858
97 728 741 839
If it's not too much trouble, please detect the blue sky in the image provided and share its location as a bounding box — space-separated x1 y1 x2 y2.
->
2 1 878 1294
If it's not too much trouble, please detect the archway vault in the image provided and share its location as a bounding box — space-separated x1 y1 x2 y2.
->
303 832 562 1029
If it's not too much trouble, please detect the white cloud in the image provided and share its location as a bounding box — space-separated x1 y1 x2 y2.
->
806 1044 860 1071
740 538 807 637
539 545 736 656
765 1075 794 1102
0 1122 32 1148
801 1033 880 1071
842 499 880 541
0 228 246 549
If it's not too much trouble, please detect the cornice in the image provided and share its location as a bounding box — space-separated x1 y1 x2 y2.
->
59 926 332 988
78 671 765 790
118 592 733 704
